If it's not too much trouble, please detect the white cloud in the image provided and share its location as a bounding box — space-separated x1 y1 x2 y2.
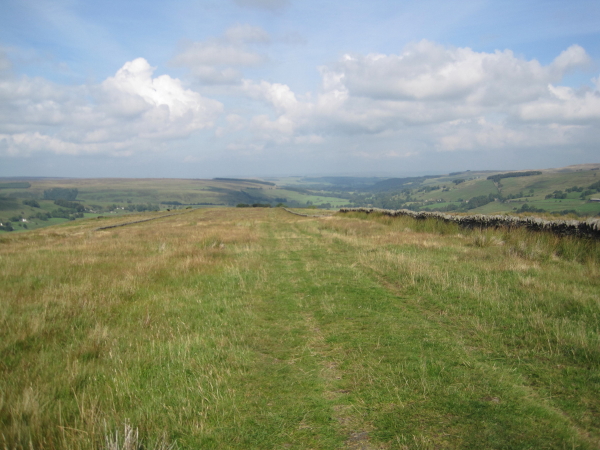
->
171 25 270 85
550 45 592 75
330 41 590 106
219 41 598 159
518 82 600 124
242 80 299 112
172 41 265 68
225 24 271 44
0 58 223 156
3 40 598 166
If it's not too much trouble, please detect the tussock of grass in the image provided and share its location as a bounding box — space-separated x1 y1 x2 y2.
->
1 207 599 449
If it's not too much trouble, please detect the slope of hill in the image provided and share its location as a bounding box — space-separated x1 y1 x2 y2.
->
0 178 349 233
1 208 599 449
1 163 599 234
343 164 600 216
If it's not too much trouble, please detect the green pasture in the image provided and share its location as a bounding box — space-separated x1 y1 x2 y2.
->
499 171 599 196
1 207 599 449
419 179 499 202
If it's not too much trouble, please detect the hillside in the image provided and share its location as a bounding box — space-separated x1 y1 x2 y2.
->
340 164 600 216
1 208 599 449
0 178 349 233
1 163 599 235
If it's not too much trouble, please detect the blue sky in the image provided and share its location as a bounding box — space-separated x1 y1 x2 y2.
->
1 0 599 178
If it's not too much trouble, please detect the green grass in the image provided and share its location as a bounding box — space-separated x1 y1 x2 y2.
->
257 189 348 207
408 168 600 215
501 171 599 196
0 179 349 234
418 179 499 202
1 208 599 449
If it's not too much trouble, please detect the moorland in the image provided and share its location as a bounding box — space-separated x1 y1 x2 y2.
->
1 205 599 449
1 163 599 234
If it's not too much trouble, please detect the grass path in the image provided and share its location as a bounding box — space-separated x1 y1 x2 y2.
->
1 208 598 449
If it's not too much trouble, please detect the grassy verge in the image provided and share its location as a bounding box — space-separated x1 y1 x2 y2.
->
1 208 598 449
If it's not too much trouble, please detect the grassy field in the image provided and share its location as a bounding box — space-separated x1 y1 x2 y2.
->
0 178 350 234
395 168 600 216
1 207 599 449
2 165 599 235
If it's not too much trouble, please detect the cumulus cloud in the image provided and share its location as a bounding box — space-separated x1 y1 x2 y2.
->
242 79 300 112
171 25 270 85
518 82 600 124
0 58 222 156
225 41 598 157
330 41 590 105
3 39 598 165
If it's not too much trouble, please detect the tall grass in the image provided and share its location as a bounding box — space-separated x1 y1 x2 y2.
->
1 208 599 449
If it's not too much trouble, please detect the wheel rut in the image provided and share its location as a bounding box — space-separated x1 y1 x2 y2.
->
272 217 384 448
302 312 378 450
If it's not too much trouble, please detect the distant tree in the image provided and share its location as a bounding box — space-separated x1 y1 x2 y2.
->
515 204 545 213
54 199 85 211
0 222 14 231
43 188 78 201
487 171 542 183
23 199 40 208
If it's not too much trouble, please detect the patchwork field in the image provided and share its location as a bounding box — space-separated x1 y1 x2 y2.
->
0 178 349 233
2 164 599 235
1 208 598 449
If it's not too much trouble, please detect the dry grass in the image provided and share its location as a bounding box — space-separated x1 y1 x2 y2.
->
1 207 599 449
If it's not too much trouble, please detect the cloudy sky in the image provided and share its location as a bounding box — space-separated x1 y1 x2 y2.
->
1 0 599 178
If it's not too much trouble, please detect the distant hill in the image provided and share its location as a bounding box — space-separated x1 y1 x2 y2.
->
1 163 599 234
367 176 438 192
213 178 275 186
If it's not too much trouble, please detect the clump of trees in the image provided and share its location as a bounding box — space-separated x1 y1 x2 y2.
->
418 185 441 193
54 199 85 211
0 220 14 231
43 188 78 201
236 203 272 208
515 204 546 213
487 171 542 183
124 203 160 212
22 199 40 208
546 190 568 200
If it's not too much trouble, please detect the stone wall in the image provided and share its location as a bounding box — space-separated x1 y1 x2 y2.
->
339 208 600 239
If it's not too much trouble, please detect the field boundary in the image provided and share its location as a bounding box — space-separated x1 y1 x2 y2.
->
339 207 600 239
94 210 193 231
282 208 333 218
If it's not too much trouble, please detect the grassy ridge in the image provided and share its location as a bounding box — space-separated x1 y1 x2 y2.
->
0 178 349 234
1 208 599 449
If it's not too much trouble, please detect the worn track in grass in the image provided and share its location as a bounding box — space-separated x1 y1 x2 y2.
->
1 207 598 449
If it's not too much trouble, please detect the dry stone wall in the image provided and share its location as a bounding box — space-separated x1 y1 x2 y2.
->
339 207 600 239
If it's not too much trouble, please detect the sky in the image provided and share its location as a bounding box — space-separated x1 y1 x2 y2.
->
0 0 599 178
